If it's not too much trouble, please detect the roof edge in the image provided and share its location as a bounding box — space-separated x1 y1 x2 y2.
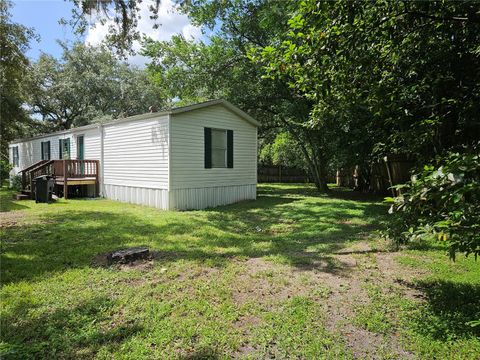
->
170 99 260 127
9 99 259 145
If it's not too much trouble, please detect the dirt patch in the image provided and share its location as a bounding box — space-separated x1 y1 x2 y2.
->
92 250 158 271
117 260 155 271
318 242 415 359
228 249 413 358
231 257 316 308
0 211 47 229
233 314 261 334
376 252 430 300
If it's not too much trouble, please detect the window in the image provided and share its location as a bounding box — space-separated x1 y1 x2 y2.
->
204 127 233 169
59 138 71 159
212 129 227 168
12 146 19 167
41 141 51 160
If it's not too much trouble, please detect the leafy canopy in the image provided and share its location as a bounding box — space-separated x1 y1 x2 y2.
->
26 42 165 130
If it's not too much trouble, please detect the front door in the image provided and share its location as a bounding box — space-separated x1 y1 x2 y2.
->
77 135 84 175
77 135 84 160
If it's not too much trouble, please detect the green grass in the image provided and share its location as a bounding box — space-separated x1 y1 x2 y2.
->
1 183 479 359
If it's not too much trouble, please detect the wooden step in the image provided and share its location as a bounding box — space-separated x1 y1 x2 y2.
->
14 193 30 201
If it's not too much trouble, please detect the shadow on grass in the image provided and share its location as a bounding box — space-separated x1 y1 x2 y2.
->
0 296 143 359
259 183 385 203
404 279 480 341
2 184 478 355
1 187 387 284
0 190 30 212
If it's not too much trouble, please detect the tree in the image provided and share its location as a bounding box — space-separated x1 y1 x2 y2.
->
26 42 165 130
254 0 480 166
253 0 480 257
66 0 160 55
0 0 39 158
259 132 307 170
142 1 332 191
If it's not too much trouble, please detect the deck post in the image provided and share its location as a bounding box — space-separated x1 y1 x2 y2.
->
95 160 100 197
30 173 34 199
63 160 68 199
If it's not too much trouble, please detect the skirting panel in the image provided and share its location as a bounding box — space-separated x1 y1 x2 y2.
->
169 184 256 210
103 183 169 210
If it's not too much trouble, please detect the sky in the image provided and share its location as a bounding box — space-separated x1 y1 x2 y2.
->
10 0 203 65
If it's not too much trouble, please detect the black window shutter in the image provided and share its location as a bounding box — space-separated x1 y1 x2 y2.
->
227 130 233 168
41 142 44 160
59 139 63 159
47 141 51 160
204 127 212 168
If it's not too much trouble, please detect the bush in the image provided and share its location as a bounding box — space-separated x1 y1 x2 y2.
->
0 159 12 185
259 132 308 170
9 174 22 192
385 146 480 260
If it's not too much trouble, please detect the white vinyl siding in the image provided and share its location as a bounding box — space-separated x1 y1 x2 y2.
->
9 133 75 174
169 184 256 210
103 184 169 210
72 128 101 160
170 105 257 190
8 101 257 210
102 115 169 190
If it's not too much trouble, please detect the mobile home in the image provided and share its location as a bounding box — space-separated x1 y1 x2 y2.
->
9 100 258 210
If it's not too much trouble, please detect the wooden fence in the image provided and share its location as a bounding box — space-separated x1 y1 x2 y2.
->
258 166 309 183
336 155 414 195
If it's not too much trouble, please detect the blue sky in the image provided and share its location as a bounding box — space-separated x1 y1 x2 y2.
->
11 0 82 60
11 0 203 64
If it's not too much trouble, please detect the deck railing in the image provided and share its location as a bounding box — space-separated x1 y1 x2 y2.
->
21 159 100 199
61 159 99 178
19 160 49 190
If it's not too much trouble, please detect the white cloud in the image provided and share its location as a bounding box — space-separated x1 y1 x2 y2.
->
84 0 202 65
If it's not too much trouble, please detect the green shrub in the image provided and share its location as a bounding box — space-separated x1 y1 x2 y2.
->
9 174 22 192
385 145 480 260
0 159 12 185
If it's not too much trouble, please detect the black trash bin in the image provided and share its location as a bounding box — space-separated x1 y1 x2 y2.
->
35 175 54 203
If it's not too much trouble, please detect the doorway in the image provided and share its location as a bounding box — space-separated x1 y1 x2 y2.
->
77 135 84 175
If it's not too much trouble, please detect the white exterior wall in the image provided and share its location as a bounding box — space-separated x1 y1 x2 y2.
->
9 132 77 175
169 105 257 209
8 102 257 211
71 127 102 160
101 115 170 209
169 184 256 210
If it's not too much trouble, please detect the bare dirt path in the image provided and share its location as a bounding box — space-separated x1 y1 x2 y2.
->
229 241 420 359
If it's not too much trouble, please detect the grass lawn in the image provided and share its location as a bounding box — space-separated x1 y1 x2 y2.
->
1 183 479 359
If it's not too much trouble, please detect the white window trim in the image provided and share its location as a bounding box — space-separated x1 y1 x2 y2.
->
211 128 227 168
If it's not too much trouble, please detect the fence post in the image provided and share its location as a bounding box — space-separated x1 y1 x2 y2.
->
384 156 396 197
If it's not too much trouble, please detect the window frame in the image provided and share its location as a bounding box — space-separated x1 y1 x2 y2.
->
41 140 51 160
210 128 228 168
204 127 234 169
59 138 71 159
12 146 19 167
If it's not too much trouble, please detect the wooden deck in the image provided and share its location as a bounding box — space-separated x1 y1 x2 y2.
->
55 177 97 185
19 159 100 199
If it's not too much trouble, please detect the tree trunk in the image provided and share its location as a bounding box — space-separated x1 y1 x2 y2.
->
280 120 330 193
309 158 329 193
